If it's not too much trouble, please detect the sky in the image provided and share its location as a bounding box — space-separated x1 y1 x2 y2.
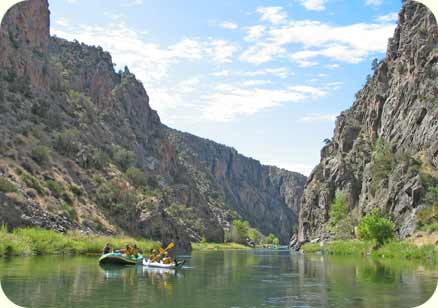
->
50 0 402 175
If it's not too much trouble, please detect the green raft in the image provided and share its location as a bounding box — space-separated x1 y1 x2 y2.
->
99 252 144 265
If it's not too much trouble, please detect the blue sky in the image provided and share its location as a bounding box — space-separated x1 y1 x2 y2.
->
51 0 401 175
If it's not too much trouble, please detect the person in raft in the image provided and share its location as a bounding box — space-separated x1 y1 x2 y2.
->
103 243 112 255
149 249 159 262
131 244 139 258
162 251 173 264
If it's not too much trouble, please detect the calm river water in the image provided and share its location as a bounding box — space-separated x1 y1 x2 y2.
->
0 249 437 308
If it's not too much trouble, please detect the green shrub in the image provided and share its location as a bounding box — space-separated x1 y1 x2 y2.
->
230 220 250 244
370 138 394 194
416 204 438 230
329 192 349 226
31 145 51 165
358 212 395 246
424 185 438 207
62 191 75 205
112 146 136 171
20 173 45 195
61 202 78 221
125 167 148 188
248 228 262 244
55 129 80 155
224 229 231 243
70 184 83 197
89 148 110 170
96 180 120 206
46 180 64 198
262 233 280 246
328 192 355 239
0 178 17 193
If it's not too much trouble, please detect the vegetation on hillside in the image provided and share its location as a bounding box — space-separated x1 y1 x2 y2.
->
328 192 356 240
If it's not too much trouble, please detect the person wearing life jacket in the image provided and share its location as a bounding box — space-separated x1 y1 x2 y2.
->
131 244 139 258
124 244 133 257
162 251 173 265
103 243 112 255
149 249 159 262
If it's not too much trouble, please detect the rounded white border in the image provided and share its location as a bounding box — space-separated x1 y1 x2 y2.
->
0 0 437 307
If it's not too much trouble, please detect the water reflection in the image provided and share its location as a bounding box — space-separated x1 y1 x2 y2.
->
0 251 436 308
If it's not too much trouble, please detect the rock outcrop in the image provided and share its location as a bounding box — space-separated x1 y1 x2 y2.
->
166 128 307 243
296 2 438 244
0 0 306 248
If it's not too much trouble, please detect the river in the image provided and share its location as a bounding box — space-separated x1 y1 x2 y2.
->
0 249 437 308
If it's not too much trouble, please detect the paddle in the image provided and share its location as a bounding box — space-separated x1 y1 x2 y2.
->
159 242 174 254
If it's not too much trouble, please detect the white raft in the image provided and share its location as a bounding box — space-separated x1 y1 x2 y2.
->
143 258 185 269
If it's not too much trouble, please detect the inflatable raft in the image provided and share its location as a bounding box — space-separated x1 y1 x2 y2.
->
99 252 144 265
143 258 185 269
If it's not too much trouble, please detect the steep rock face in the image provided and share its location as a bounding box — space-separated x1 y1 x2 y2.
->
297 2 438 243
0 0 50 89
0 0 196 250
166 128 307 243
0 0 306 248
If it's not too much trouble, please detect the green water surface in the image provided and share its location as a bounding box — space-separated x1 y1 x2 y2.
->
0 249 437 308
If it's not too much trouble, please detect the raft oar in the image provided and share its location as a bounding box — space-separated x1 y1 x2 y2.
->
159 242 175 254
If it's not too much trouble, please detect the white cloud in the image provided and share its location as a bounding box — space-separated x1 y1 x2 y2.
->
243 20 396 65
201 84 327 122
299 113 337 123
242 80 272 87
206 39 239 63
256 7 287 25
241 9 396 65
298 0 328 12
211 68 293 79
296 60 319 67
376 12 398 23
55 18 70 27
66 0 78 3
242 67 292 79
325 81 344 90
177 77 201 94
244 25 266 42
52 23 237 84
220 21 238 30
240 43 286 64
121 0 143 7
326 63 340 69
365 0 383 7
211 70 231 77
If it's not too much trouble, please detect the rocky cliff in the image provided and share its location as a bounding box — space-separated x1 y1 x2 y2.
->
0 0 306 248
165 127 306 243
296 2 438 245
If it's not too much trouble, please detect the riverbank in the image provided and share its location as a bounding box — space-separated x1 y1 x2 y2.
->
192 242 249 251
302 240 438 263
0 226 160 257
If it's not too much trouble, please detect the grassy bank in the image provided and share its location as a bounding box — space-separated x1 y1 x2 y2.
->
0 226 160 257
192 242 249 251
302 240 438 263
